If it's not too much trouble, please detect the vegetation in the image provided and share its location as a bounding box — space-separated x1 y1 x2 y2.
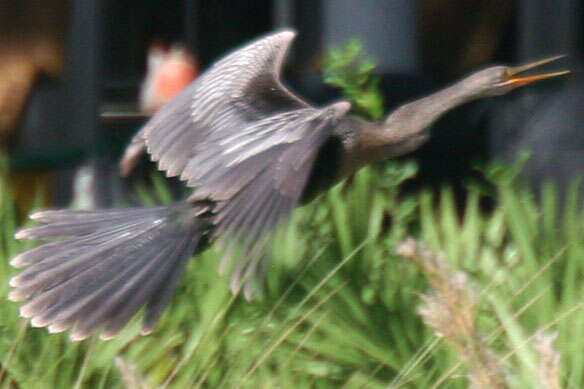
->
0 41 582 388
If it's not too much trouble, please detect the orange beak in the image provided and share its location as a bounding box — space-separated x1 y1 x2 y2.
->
501 55 570 88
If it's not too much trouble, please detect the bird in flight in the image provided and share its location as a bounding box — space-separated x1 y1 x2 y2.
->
8 30 568 341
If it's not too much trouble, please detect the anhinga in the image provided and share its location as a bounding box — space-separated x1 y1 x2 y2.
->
8 30 567 341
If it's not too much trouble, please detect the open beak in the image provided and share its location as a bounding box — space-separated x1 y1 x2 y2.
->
501 55 570 88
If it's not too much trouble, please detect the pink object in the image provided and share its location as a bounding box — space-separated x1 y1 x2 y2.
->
139 43 199 114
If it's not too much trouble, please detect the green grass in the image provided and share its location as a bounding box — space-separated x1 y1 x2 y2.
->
2 158 584 388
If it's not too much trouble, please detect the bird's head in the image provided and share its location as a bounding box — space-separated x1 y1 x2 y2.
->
463 55 569 98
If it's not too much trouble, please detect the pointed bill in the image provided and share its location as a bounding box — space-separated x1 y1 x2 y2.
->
503 55 570 87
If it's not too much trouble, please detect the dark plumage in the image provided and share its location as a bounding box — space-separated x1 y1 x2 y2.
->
9 30 567 340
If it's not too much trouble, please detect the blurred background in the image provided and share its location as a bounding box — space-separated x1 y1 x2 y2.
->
1 0 582 212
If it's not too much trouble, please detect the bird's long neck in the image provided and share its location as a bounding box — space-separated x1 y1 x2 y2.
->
388 79 479 133
340 77 483 176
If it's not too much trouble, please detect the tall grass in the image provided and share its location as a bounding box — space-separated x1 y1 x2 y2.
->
2 155 584 388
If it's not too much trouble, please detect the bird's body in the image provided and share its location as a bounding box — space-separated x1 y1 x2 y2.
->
9 30 567 340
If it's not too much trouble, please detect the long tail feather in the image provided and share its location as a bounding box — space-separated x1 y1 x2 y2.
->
9 203 208 340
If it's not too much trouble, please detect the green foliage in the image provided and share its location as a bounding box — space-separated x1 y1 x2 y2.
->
2 160 584 388
323 39 385 120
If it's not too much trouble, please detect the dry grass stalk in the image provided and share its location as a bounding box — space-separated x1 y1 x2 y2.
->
115 357 151 389
397 238 507 389
533 331 561 389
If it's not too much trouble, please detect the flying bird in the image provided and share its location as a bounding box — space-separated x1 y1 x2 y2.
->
8 30 568 341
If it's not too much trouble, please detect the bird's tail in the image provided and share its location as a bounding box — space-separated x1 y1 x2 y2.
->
8 203 208 340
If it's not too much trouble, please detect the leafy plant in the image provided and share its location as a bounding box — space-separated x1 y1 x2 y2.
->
323 39 385 120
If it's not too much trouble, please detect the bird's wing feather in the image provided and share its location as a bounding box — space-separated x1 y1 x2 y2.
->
143 30 309 179
196 104 350 297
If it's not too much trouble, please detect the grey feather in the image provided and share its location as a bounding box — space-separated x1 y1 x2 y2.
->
12 204 207 339
144 30 309 185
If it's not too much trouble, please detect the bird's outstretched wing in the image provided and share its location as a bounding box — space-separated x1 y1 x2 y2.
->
192 103 350 297
136 30 351 296
135 30 307 177
120 30 307 175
